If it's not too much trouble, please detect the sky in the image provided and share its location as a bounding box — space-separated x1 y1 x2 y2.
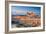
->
11 6 41 15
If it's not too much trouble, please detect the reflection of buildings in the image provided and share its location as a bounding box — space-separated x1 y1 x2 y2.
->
12 12 41 27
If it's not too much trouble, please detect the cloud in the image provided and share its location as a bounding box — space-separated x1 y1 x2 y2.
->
16 10 26 14
12 10 27 15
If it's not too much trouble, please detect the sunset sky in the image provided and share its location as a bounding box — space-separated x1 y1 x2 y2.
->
11 6 41 15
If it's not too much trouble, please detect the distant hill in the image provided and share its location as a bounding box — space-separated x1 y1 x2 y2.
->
12 15 26 16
